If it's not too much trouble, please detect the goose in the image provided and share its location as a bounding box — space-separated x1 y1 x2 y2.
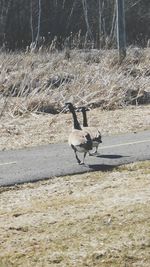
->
77 106 102 155
65 102 92 165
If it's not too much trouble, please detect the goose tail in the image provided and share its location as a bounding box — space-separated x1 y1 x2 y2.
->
85 133 93 150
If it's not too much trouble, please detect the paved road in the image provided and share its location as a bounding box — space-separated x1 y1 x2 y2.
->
0 130 150 186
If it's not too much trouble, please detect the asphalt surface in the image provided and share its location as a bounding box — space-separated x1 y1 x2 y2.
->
0 130 150 186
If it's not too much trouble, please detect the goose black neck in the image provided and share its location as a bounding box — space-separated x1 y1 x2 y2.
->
82 110 88 127
71 109 82 130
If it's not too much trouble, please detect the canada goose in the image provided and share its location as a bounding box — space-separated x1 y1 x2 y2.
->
77 106 102 155
65 102 92 165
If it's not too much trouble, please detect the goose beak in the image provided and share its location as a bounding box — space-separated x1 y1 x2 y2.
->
63 107 69 113
76 106 90 112
75 108 81 112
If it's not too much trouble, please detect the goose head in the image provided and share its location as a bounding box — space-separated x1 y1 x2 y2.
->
76 106 90 113
65 102 75 113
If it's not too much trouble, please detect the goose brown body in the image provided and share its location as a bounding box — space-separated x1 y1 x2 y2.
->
65 103 92 164
79 107 102 154
68 130 92 153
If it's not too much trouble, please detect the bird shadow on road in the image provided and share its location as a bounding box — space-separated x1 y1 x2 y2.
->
88 164 119 172
88 154 130 171
95 154 127 159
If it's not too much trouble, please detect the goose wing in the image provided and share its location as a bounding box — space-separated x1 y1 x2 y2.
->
83 127 102 141
68 130 92 150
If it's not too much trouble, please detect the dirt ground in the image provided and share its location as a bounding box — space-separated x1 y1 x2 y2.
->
0 104 150 267
0 161 150 267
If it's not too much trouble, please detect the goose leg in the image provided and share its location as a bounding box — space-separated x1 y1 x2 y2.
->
89 145 98 156
71 145 81 164
80 152 87 165
95 146 98 154
74 150 81 164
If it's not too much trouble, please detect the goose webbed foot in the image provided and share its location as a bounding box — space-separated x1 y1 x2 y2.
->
78 152 87 165
89 148 98 156
74 151 88 165
89 152 96 156
79 161 85 165
76 157 81 164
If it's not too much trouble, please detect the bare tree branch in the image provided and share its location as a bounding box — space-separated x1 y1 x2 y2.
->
82 0 93 41
35 0 42 47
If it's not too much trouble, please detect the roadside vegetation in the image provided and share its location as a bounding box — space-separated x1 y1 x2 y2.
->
0 47 150 116
0 48 150 150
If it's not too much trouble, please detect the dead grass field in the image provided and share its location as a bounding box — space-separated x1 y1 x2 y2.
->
0 48 150 116
0 161 150 267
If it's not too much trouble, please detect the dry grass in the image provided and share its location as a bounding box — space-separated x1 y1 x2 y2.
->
0 47 150 151
0 47 150 117
0 161 150 267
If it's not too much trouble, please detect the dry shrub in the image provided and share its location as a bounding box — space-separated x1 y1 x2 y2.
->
0 47 150 120
26 97 61 114
84 50 102 64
